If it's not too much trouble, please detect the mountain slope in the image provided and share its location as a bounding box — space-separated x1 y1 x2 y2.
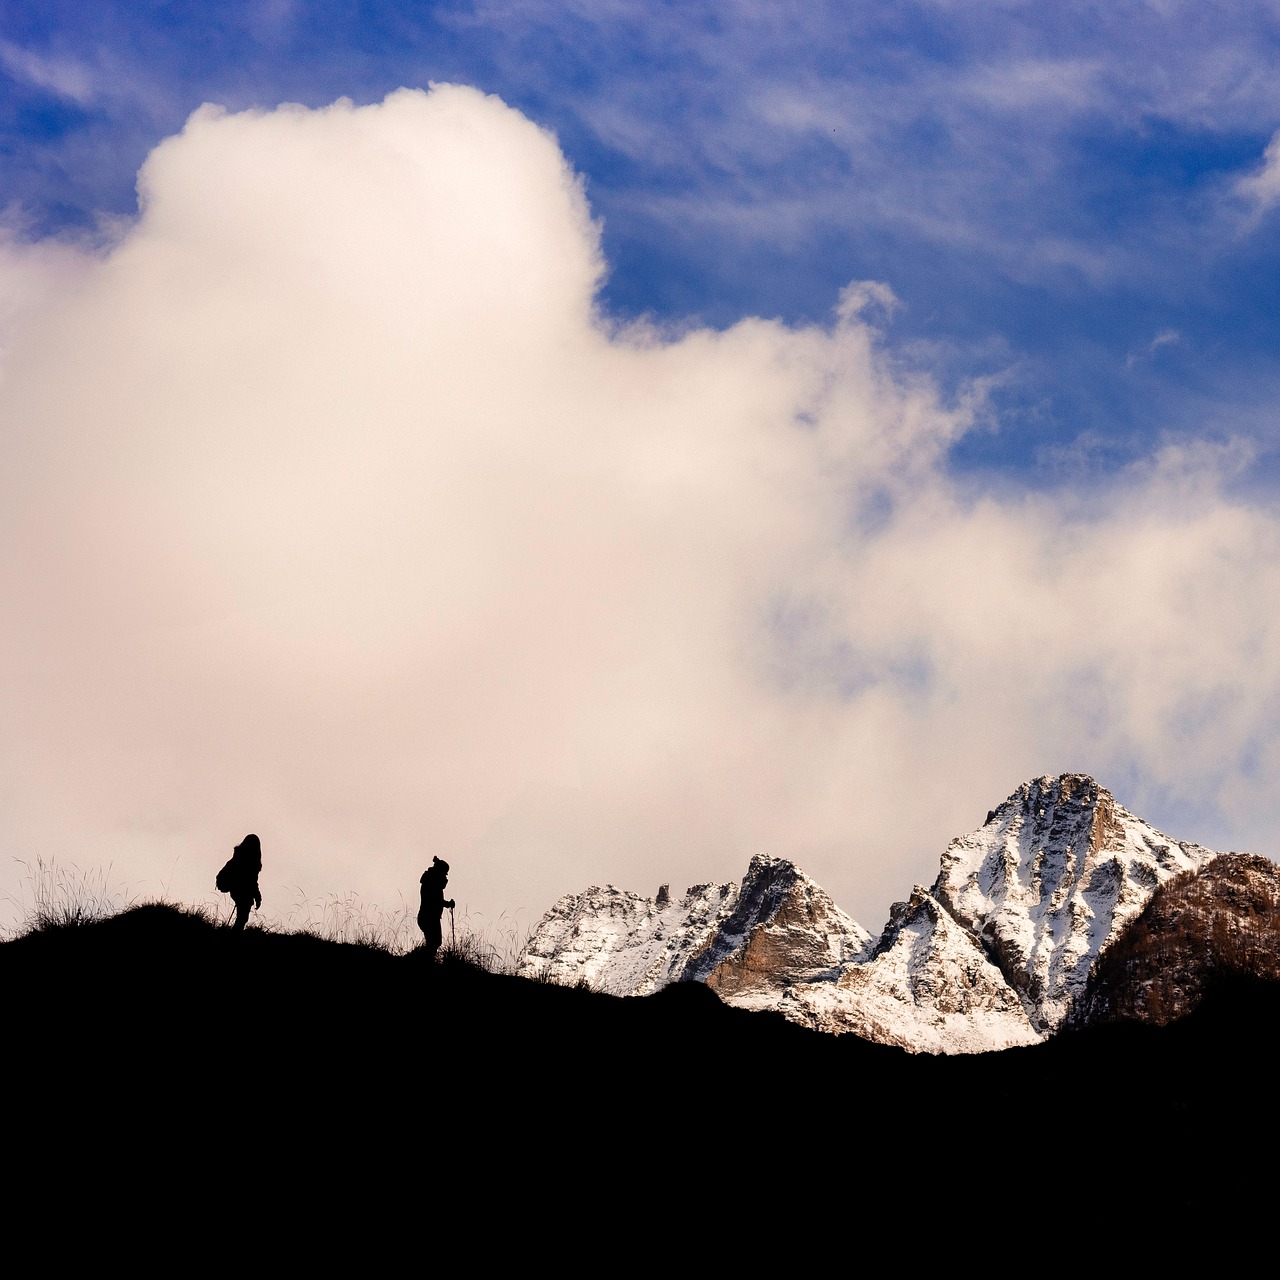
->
8 900 1280 1208
1074 852 1280 1027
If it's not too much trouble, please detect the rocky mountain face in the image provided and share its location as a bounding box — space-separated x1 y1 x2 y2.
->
517 774 1265 1053
1073 852 1280 1027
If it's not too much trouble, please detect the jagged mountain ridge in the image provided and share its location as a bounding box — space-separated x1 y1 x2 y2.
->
518 857 874 999
517 774 1245 1052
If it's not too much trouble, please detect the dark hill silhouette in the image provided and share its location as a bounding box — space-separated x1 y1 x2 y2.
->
5 902 1277 1239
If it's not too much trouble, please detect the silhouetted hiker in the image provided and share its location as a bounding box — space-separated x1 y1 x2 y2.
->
216 834 262 931
418 856 455 961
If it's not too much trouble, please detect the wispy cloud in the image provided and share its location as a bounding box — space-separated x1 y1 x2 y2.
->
961 57 1103 113
1126 328 1182 370
0 40 98 104
1236 129 1280 218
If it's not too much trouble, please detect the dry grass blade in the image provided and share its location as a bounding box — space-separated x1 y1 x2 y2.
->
437 908 530 974
280 887 420 952
3 856 138 937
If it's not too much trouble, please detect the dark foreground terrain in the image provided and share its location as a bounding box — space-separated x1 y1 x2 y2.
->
5 903 1277 1247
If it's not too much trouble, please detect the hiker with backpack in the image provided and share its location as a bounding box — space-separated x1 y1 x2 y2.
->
418 856 455 961
216 834 263 931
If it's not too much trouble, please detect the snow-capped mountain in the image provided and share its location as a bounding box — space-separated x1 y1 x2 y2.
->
518 856 873 997
516 774 1234 1052
932 773 1218 1031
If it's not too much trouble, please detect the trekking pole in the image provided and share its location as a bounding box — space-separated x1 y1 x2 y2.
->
450 904 456 953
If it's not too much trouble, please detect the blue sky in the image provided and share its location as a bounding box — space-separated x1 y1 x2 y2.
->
4 3 1280 930
6 1 1280 487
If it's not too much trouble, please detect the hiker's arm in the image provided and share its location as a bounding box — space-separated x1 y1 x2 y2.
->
254 888 262 909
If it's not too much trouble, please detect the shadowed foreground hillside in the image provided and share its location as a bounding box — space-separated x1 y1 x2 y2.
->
5 902 1279 1236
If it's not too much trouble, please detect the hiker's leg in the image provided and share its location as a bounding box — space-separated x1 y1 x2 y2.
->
233 899 250 930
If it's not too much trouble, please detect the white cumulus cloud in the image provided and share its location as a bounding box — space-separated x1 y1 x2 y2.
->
1 86 1278 941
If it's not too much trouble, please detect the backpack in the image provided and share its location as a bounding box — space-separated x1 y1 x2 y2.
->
215 859 234 894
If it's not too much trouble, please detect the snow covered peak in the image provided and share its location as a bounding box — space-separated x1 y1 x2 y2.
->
516 853 872 998
932 773 1218 1029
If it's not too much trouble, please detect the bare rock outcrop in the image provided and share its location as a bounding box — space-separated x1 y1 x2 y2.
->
1074 852 1280 1027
